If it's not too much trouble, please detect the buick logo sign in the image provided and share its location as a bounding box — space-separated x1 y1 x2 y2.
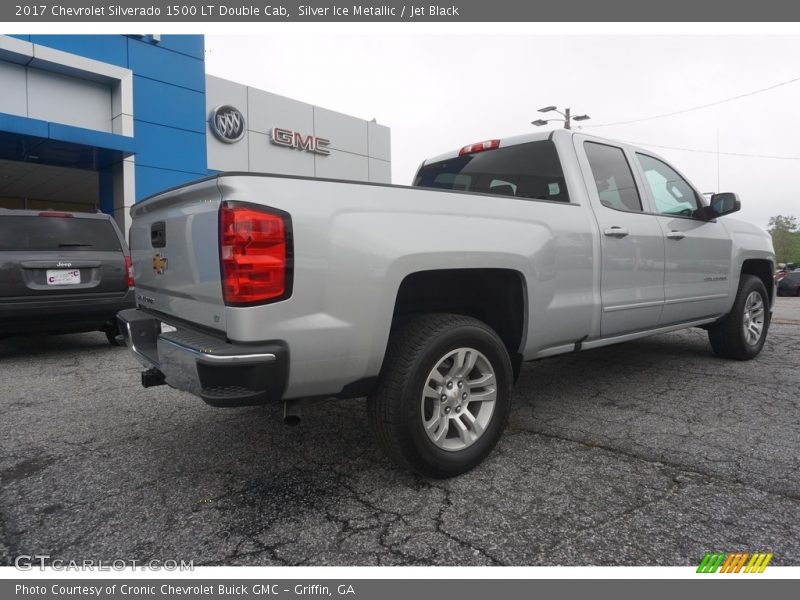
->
209 105 245 143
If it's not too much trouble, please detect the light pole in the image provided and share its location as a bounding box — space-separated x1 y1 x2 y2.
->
532 106 591 130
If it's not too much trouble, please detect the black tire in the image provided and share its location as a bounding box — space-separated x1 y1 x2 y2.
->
368 313 513 478
708 275 770 360
105 323 123 346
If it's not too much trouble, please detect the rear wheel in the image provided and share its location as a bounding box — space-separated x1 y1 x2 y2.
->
368 313 513 478
708 275 770 360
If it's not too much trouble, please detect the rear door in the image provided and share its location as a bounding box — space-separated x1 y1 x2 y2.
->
574 137 666 337
632 152 733 323
0 213 128 298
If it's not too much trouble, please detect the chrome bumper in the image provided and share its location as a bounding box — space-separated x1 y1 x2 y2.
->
116 308 288 407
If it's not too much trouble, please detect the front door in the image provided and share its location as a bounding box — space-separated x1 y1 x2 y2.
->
575 138 665 337
633 152 733 324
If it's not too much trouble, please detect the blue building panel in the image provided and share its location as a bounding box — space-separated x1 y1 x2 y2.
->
98 167 115 216
1 34 209 214
48 123 135 153
127 38 205 92
0 112 49 138
134 121 207 175
135 165 206 201
133 75 206 134
153 35 205 60
26 35 128 68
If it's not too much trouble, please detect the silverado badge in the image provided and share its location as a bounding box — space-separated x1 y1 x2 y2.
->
152 253 168 275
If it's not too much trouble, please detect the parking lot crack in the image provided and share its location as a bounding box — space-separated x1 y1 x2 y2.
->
507 427 800 503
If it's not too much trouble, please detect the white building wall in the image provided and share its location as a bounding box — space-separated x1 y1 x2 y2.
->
206 74 391 183
0 60 113 133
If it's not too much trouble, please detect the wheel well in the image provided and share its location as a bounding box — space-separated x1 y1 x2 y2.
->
741 259 774 305
391 269 526 377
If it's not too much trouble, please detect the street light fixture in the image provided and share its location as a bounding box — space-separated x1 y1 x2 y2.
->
531 106 591 130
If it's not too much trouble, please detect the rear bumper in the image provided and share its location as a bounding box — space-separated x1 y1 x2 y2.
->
117 308 288 407
0 290 135 335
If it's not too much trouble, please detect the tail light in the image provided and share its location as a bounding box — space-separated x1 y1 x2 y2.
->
219 202 292 306
38 211 73 218
124 255 134 288
458 139 500 156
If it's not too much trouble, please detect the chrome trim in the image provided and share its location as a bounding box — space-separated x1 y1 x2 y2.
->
603 292 728 313
158 336 276 365
603 299 664 312
580 317 719 351
664 293 728 305
123 320 159 368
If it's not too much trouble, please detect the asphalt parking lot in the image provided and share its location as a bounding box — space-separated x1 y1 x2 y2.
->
1 299 799 567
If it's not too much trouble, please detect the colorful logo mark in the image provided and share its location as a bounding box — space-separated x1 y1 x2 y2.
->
697 552 773 573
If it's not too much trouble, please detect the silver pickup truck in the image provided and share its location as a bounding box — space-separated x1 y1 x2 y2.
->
118 130 775 477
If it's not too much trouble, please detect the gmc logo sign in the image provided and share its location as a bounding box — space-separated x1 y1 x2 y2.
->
270 128 331 156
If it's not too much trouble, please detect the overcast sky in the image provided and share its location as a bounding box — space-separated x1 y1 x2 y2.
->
206 35 800 229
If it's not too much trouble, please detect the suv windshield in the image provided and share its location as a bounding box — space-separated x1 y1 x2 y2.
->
413 140 570 202
0 216 121 252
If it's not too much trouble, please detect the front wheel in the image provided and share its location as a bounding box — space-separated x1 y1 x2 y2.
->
368 313 513 478
708 274 770 360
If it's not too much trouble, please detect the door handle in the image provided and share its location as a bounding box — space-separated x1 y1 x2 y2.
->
666 230 686 240
603 227 629 238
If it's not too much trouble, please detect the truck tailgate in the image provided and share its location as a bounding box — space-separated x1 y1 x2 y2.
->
129 178 226 332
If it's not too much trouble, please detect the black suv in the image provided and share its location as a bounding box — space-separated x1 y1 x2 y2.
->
0 209 135 344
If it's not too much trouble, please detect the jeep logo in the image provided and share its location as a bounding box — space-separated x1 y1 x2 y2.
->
270 127 331 156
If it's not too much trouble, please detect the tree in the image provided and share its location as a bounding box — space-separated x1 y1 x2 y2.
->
767 215 800 265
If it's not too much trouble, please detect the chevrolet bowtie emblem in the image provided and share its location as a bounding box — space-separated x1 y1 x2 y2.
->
152 253 168 275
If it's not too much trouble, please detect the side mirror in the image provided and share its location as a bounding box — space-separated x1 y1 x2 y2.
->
710 192 741 217
697 192 741 220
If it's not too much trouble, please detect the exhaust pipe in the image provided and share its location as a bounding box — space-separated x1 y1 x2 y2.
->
283 400 302 426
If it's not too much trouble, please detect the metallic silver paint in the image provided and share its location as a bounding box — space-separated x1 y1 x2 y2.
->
126 130 775 401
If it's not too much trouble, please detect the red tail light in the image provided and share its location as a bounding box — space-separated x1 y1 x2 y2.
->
38 211 73 218
458 139 500 156
124 255 134 288
219 202 291 305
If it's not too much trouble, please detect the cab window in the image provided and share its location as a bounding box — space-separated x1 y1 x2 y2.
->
584 142 642 212
413 140 570 202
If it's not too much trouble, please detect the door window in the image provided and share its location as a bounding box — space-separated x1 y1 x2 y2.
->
584 142 642 212
636 153 702 217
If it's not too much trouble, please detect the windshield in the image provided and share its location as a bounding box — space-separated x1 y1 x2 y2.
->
413 140 569 202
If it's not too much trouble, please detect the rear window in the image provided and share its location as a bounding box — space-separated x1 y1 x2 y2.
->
0 216 122 252
413 140 570 202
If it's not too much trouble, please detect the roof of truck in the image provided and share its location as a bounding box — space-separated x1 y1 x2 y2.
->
420 129 654 167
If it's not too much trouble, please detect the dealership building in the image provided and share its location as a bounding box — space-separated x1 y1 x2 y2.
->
0 34 392 231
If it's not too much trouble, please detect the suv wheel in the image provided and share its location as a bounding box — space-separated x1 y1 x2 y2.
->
104 322 123 347
708 274 770 360
368 313 513 478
